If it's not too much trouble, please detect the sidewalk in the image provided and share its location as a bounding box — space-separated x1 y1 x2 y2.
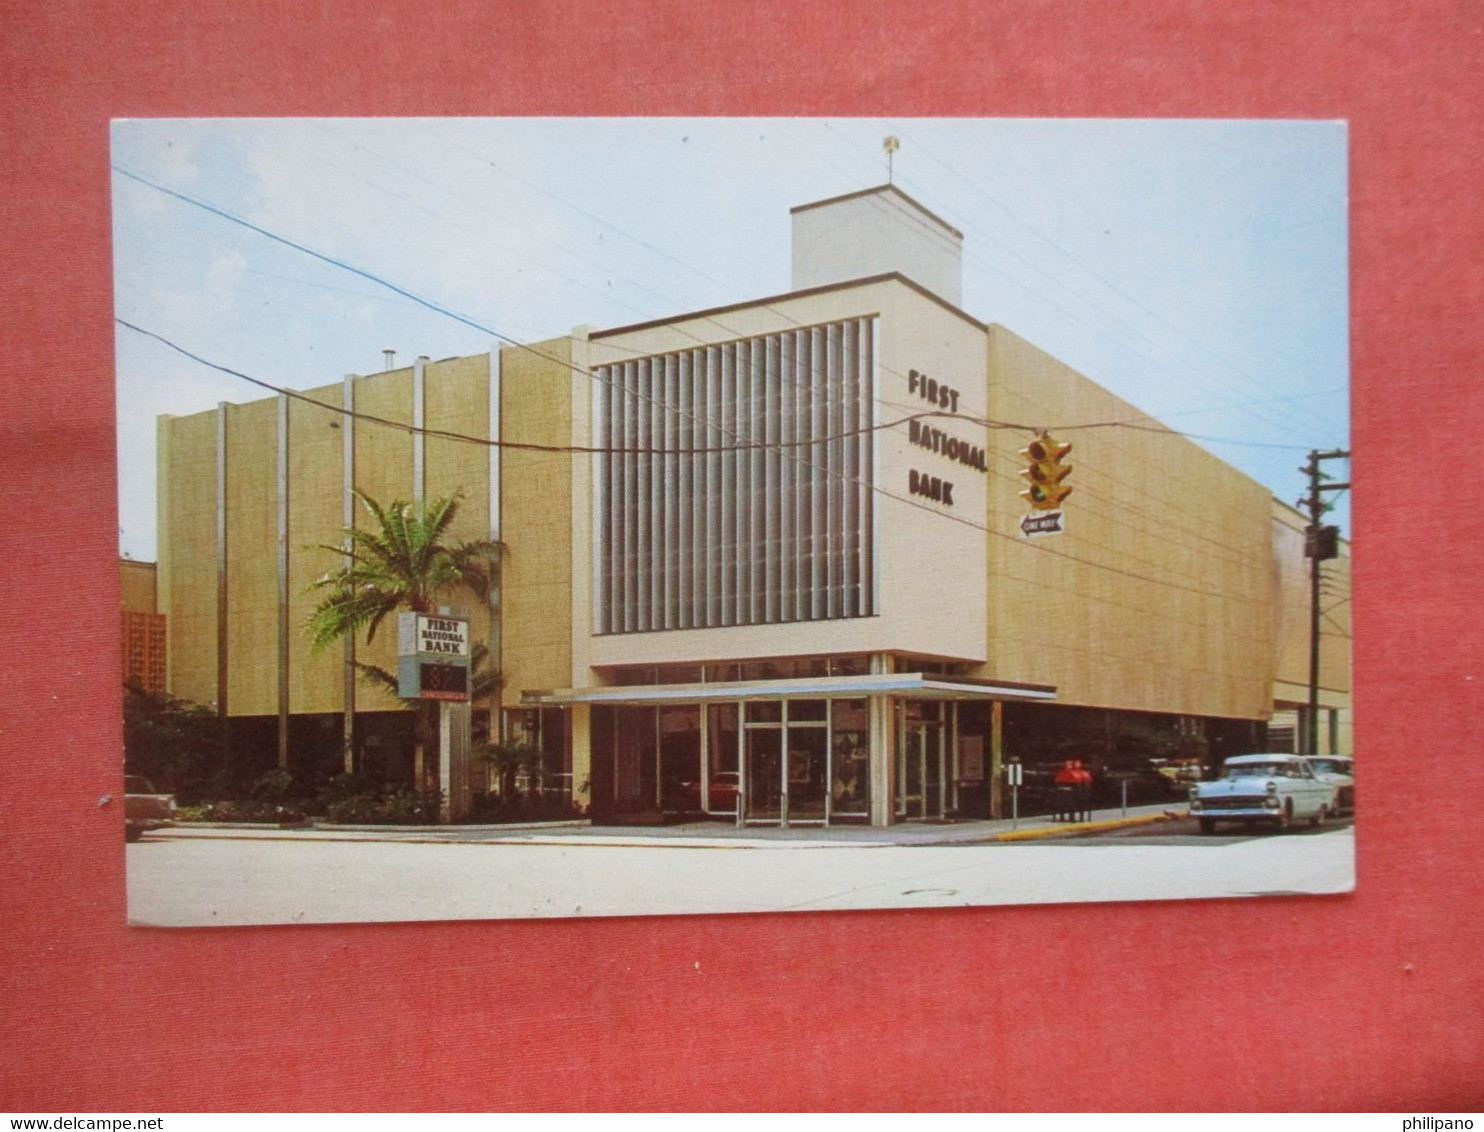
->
154 800 1186 848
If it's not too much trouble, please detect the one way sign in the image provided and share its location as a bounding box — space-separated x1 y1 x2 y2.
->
1020 510 1065 538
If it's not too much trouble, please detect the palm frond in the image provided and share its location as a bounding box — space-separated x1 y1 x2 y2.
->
353 662 400 696
303 489 502 652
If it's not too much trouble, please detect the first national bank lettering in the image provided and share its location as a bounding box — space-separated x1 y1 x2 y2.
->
906 368 986 507
419 617 468 655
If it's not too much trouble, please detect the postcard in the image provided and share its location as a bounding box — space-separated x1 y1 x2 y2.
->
113 117 1352 925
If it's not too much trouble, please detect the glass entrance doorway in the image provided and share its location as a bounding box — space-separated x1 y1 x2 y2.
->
788 726 828 823
899 703 952 820
742 700 829 826
745 728 782 822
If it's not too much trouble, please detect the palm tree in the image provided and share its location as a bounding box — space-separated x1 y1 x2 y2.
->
306 491 502 800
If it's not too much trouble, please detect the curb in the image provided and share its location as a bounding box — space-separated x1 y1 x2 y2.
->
169 819 589 834
151 811 1188 847
316 819 588 834
992 810 1185 842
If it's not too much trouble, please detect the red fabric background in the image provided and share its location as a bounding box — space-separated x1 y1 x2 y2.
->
2 0 1480 1112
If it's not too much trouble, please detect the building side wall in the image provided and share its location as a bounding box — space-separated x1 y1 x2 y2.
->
222 397 280 716
119 559 158 614
157 412 218 707
980 325 1276 719
423 353 494 685
286 393 348 715
160 357 499 721
499 339 575 709
349 369 415 713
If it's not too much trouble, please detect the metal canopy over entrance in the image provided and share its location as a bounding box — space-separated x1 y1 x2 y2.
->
522 671 1056 708
527 673 1055 829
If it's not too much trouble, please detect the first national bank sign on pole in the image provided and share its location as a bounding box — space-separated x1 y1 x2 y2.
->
396 613 471 702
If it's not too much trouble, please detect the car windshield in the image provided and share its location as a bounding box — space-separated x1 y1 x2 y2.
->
1310 759 1349 774
1225 762 1291 778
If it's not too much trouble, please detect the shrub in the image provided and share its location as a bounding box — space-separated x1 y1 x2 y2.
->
323 788 443 825
180 799 309 825
251 767 297 802
318 771 379 807
122 681 223 802
463 791 585 824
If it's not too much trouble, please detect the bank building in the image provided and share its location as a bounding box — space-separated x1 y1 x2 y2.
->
151 184 1352 826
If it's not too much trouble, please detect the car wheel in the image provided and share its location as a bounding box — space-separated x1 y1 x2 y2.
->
1198 818 1216 835
1274 800 1293 832
125 826 142 843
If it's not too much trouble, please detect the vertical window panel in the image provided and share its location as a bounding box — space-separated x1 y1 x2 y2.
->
746 339 765 624
763 334 780 623
778 331 796 624
846 324 858 613
622 360 638 633
705 345 722 627
690 348 706 628
596 317 876 635
862 319 876 616
662 353 679 630
809 325 826 620
794 329 811 615
677 351 693 630
718 343 734 627
635 358 652 632
732 340 749 627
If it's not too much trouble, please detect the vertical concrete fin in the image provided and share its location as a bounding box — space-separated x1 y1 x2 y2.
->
276 392 290 770
342 374 357 774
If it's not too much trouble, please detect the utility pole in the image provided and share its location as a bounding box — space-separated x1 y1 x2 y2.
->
1300 448 1349 754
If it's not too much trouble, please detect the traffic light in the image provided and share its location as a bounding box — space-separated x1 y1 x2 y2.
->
1019 434 1073 511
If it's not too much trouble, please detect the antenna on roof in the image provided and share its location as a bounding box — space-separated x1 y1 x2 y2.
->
883 136 900 185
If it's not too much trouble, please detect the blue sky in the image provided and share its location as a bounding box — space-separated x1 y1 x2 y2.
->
112 117 1349 559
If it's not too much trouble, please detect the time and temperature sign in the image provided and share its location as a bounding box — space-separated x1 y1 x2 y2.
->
396 613 471 702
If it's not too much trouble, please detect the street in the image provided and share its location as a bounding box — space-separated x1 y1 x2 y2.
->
127 820 1355 926
1073 812 1356 845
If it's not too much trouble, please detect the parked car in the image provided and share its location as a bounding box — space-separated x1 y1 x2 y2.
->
705 771 740 815
124 775 175 841
673 771 740 817
1188 754 1333 834
1303 755 1355 816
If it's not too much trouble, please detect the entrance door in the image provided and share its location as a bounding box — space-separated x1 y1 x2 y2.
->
900 719 945 820
745 728 782 822
787 726 829 824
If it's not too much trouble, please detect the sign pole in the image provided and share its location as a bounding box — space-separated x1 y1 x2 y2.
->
1007 759 1022 830
439 700 452 823
396 610 472 822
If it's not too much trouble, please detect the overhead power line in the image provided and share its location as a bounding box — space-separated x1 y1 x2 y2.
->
114 164 1312 609
116 164 1308 455
123 317 1272 612
119 317 1007 455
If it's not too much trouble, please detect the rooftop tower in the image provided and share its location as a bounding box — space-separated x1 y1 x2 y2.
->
790 184 964 305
